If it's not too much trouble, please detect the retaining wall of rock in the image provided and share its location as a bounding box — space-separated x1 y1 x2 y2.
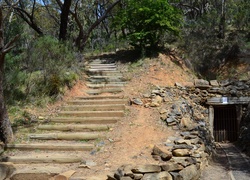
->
113 78 250 180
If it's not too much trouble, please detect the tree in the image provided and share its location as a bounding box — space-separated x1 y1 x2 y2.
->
0 5 18 143
112 0 182 52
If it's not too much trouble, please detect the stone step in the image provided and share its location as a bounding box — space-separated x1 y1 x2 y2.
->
86 88 123 95
6 143 94 151
1 155 82 164
88 75 123 79
67 99 127 105
29 132 102 140
88 64 116 67
88 78 125 83
50 117 119 124
88 68 117 71
75 95 124 100
86 83 125 88
37 124 110 131
87 70 122 76
57 111 124 117
61 104 125 111
87 81 127 85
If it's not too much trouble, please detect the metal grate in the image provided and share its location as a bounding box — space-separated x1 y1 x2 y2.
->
214 105 238 142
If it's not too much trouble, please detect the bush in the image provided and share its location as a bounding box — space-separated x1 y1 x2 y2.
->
4 36 81 105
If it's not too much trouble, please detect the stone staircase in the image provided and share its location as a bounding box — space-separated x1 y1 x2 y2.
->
2 59 127 176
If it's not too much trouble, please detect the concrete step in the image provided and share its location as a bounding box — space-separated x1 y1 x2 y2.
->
86 83 125 88
6 143 94 151
88 68 117 71
50 117 120 124
61 104 125 111
57 111 124 117
66 99 127 105
86 88 123 95
1 155 83 164
88 77 125 83
29 132 102 140
88 64 116 67
75 95 124 100
37 124 110 131
87 70 122 76
88 75 123 79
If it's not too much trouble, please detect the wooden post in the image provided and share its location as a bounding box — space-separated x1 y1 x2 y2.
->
209 106 214 140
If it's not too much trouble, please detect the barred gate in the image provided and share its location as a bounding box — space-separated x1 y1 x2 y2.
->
213 105 238 142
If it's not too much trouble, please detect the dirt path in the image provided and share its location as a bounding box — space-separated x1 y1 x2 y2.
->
68 54 197 178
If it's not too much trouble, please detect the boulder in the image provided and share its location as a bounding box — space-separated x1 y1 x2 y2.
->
161 162 184 172
172 149 190 157
142 171 172 180
210 80 219 87
194 79 210 88
152 145 172 161
131 165 161 173
133 173 143 180
179 165 200 180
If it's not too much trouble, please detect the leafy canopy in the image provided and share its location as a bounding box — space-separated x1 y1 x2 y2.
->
113 0 182 51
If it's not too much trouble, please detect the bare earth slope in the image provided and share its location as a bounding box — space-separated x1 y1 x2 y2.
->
70 54 196 178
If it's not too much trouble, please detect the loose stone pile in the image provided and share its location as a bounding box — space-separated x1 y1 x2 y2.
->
112 78 250 180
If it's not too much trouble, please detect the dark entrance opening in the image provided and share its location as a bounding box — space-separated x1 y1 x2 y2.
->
214 105 238 142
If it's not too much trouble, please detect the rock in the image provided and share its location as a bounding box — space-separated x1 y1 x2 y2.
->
152 145 172 161
179 165 200 180
172 149 190 157
194 79 210 87
118 164 134 177
142 171 172 180
210 80 219 87
175 139 192 146
153 95 163 104
0 162 15 180
167 117 176 123
161 163 184 172
121 177 133 180
159 108 168 114
184 135 198 140
131 165 161 173
107 175 117 180
182 82 194 88
150 102 160 107
172 145 193 150
169 172 183 180
79 160 97 168
219 79 232 87
132 98 143 105
171 157 197 167
175 82 185 89
134 173 144 180
180 116 196 130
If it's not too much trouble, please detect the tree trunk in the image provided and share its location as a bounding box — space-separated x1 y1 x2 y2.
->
0 7 13 144
59 0 72 41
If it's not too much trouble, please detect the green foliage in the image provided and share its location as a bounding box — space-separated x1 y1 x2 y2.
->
112 0 182 53
4 36 80 106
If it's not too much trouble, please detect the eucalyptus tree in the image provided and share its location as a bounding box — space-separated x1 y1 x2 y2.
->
112 0 182 53
0 3 19 143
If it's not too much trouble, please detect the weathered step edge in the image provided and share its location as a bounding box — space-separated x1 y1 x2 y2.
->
37 124 110 131
75 95 125 99
50 117 120 124
67 99 128 105
6 143 94 151
61 104 125 111
86 88 123 95
29 133 103 140
1 156 82 164
57 111 124 117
